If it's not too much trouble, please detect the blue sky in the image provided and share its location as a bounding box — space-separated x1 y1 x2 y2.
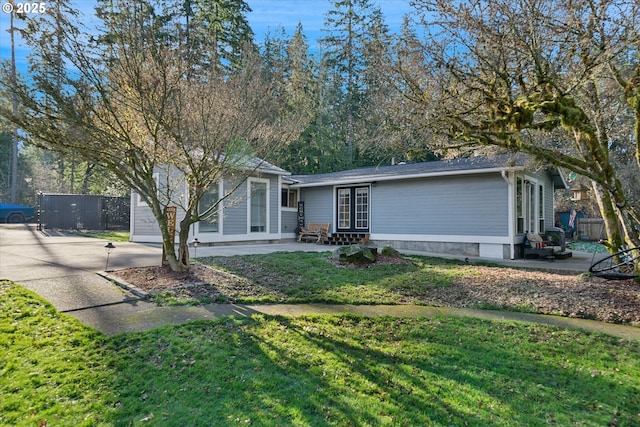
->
0 1 413 70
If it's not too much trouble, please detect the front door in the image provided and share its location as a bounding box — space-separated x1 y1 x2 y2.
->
336 186 369 232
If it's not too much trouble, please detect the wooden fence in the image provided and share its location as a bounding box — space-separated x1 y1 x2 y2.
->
576 217 606 241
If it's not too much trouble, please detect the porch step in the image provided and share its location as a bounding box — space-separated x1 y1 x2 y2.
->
325 233 370 246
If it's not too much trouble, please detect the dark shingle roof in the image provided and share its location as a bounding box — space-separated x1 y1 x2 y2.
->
289 154 532 187
251 158 289 175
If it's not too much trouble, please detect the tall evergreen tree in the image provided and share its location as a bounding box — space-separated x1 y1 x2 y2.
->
185 0 254 71
261 24 342 174
320 0 379 166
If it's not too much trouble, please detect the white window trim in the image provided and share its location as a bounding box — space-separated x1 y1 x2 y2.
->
197 181 223 235
247 177 270 234
521 175 542 234
281 185 298 211
333 184 371 231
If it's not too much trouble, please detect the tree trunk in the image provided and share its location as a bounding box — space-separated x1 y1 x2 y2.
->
149 200 187 272
592 181 640 280
591 182 624 251
177 213 192 269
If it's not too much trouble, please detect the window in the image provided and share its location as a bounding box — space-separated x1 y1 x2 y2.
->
516 175 543 234
198 184 220 233
281 187 298 208
355 187 369 229
527 181 536 232
516 177 523 234
250 180 268 233
338 188 351 229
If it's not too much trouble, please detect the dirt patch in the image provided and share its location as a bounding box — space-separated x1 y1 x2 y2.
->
112 264 256 303
109 257 640 325
424 265 640 325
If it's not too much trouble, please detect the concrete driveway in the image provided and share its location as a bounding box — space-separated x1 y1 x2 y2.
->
0 224 162 312
0 224 331 334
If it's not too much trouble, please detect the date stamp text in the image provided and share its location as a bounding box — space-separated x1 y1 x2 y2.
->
2 2 47 14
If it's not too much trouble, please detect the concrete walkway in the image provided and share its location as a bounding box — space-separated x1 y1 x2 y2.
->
1 224 637 340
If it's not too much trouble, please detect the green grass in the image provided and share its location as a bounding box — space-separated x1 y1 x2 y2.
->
567 240 610 254
3 279 640 426
69 230 130 242
150 290 224 306
201 252 472 304
0 281 118 426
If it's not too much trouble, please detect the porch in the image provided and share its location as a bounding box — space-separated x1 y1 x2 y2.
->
324 232 370 246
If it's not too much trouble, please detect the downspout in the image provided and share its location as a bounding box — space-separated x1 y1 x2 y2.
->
501 170 516 259
277 175 282 239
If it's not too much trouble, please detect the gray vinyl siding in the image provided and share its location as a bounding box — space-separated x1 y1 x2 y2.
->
299 187 334 228
132 192 187 236
222 175 279 235
269 175 279 233
133 172 282 238
371 174 509 236
132 195 160 235
281 209 298 234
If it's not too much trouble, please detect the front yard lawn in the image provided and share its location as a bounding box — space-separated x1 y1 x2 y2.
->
113 252 640 325
2 280 639 426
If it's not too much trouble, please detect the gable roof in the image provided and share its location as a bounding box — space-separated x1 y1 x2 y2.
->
250 157 290 176
289 154 568 189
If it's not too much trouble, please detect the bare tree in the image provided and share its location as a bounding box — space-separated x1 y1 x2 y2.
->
392 0 640 264
0 1 305 271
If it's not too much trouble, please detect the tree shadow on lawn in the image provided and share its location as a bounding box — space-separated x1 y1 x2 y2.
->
108 315 639 426
264 315 639 426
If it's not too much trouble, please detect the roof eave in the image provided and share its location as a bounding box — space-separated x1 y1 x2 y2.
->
550 168 569 190
256 167 291 176
290 166 525 188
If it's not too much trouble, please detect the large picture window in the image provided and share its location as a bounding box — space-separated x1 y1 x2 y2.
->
250 180 268 233
198 184 220 233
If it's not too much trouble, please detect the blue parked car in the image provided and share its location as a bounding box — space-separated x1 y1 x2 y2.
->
0 203 35 223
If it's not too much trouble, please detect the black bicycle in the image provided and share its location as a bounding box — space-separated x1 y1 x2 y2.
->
589 247 640 280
